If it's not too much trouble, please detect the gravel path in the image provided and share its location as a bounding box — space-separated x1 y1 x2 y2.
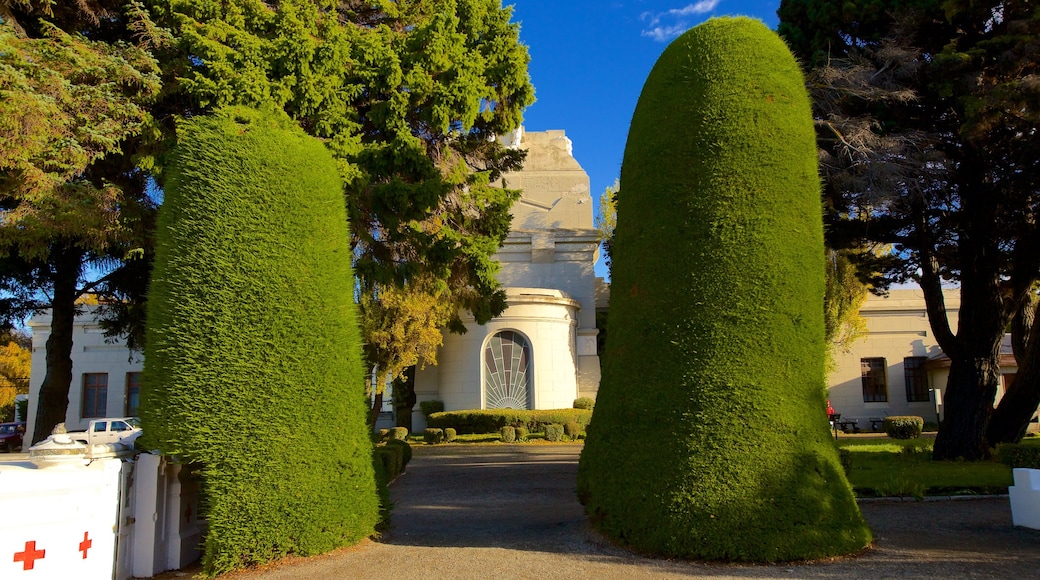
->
206 445 1039 580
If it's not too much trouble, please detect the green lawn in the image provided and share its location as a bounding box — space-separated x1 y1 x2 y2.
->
839 435 1040 498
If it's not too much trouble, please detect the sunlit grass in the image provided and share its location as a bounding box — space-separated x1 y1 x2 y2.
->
837 435 1031 497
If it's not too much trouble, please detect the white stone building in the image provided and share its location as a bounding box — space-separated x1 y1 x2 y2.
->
25 308 143 437
411 129 602 428
828 288 1036 432
26 129 604 437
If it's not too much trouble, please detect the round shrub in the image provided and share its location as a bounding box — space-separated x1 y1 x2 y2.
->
564 422 582 439
515 426 529 441
386 439 412 467
444 427 457 442
388 427 409 441
423 428 445 444
576 18 870 562
544 424 564 442
573 397 595 410
141 106 379 574
377 429 390 442
500 425 516 443
884 416 924 439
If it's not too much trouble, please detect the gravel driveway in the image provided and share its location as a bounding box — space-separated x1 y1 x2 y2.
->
208 444 1039 580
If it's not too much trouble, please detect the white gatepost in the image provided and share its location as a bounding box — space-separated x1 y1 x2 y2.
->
132 452 203 577
1009 468 1040 530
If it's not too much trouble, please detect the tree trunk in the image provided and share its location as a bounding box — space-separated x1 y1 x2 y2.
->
32 247 83 445
392 367 416 432
987 298 1039 444
933 356 1001 460
367 391 382 428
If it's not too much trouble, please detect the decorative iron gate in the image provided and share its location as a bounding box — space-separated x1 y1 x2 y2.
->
483 331 532 409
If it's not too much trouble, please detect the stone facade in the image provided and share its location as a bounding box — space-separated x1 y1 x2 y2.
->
828 288 1035 432
412 129 602 428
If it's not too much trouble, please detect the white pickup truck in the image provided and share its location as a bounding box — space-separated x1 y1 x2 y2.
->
68 417 143 448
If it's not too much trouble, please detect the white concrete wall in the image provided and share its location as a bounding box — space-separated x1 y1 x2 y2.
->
0 452 201 579
1 458 124 578
827 288 1026 428
829 289 956 425
27 308 143 439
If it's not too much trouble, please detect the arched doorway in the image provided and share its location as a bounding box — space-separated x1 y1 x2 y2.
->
483 330 532 409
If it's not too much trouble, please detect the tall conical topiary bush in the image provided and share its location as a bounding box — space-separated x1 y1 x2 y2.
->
141 107 379 575
577 18 871 561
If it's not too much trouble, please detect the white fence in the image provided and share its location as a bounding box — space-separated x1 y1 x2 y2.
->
0 448 201 579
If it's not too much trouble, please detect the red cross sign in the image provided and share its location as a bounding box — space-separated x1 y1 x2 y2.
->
79 532 93 559
13 541 46 571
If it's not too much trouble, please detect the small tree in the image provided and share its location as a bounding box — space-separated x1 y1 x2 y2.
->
578 18 870 561
141 107 379 575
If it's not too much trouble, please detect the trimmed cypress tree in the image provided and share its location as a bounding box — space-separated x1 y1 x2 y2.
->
577 18 871 561
141 107 379 575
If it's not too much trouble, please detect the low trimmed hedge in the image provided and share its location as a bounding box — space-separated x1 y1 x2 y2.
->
500 426 516 443
884 416 924 439
428 409 593 434
996 443 1040 469
544 424 564 442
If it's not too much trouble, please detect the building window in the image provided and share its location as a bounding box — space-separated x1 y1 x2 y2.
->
483 330 532 410
82 373 108 418
126 372 141 417
861 358 888 402
904 357 930 402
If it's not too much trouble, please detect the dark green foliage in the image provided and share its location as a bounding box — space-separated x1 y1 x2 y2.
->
140 107 379 575
577 18 870 562
564 422 582 439
544 424 564 443
428 409 592 434
573 397 595 410
443 427 457 442
423 428 445 444
376 445 404 480
515 426 529 441
500 425 516 443
996 443 1040 469
388 427 410 441
885 416 924 440
386 439 413 467
377 429 390 442
420 400 445 418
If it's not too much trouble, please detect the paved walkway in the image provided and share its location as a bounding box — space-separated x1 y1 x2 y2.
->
210 445 1039 580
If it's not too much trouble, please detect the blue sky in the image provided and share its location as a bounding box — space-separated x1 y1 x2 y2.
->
509 1 782 276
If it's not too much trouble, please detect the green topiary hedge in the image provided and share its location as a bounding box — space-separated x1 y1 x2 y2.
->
428 409 592 434
386 439 412 467
884 416 924 439
423 428 445 444
576 18 870 562
419 400 445 418
140 107 379 575
500 425 516 443
544 424 564 442
573 397 595 410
